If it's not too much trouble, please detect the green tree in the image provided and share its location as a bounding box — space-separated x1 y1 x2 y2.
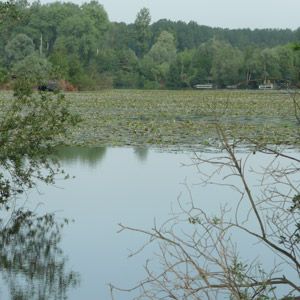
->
4 33 34 65
189 44 212 85
0 0 23 27
1 81 79 209
0 0 79 242
247 48 281 81
81 0 108 33
113 49 139 88
190 67 209 86
275 44 300 83
166 62 182 88
48 45 70 79
26 1 80 55
177 48 195 79
108 22 131 50
93 48 119 73
146 30 177 82
192 44 212 75
139 55 157 85
134 7 152 58
12 53 51 84
55 15 97 60
4 32 52 86
54 1 109 63
147 30 176 64
0 6 80 299
211 41 244 87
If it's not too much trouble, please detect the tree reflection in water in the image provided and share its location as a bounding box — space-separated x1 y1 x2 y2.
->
0 209 79 300
58 146 107 167
133 147 149 162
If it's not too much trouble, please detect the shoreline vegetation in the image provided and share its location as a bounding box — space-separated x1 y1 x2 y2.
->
1 3 300 92
1 89 299 150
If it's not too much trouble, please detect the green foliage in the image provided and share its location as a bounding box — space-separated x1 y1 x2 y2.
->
139 55 157 82
94 48 119 73
4 33 34 64
134 7 152 58
81 0 108 31
108 22 132 50
55 15 97 59
197 44 212 67
114 70 139 88
117 48 139 72
211 41 244 86
50 52 86 89
188 216 201 224
12 53 51 84
147 30 177 64
290 194 300 211
145 30 177 82
190 67 209 86
291 42 300 51
26 1 80 53
48 46 70 79
0 82 79 210
228 260 276 300
0 60 8 83
247 48 281 79
49 0 108 64
0 0 23 27
1 1 300 89
166 62 182 88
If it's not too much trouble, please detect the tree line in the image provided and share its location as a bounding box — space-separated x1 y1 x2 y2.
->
1 1 300 90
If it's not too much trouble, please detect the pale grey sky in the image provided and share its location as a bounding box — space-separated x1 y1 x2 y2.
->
42 0 300 29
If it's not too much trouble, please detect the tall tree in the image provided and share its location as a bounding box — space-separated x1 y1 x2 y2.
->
166 62 182 88
26 1 80 54
247 48 281 81
146 30 177 81
134 7 152 58
211 41 244 87
189 44 212 85
54 1 109 63
147 30 176 64
275 44 300 83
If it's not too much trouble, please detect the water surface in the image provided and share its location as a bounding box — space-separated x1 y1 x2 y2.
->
1 147 299 299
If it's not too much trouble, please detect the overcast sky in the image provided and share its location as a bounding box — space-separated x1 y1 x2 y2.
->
40 0 300 30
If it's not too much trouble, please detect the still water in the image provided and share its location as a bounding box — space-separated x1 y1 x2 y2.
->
0 147 299 299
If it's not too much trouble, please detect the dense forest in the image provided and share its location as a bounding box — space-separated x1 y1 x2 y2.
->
1 0 300 90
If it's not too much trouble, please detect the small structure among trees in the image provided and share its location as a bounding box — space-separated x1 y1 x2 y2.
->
38 80 58 91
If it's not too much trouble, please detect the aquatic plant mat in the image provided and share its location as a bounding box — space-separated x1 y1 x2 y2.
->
1 89 299 150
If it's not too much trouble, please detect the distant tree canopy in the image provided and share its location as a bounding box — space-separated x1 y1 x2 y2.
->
0 1 300 90
134 7 152 58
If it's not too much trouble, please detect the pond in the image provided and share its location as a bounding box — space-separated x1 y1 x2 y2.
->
0 146 299 299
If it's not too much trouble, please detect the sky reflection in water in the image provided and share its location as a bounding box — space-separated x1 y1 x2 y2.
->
0 146 299 299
